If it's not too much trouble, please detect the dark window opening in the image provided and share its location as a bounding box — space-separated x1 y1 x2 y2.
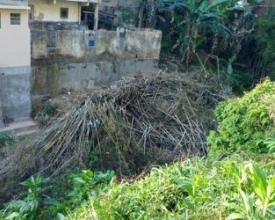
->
60 8 69 19
10 13 21 25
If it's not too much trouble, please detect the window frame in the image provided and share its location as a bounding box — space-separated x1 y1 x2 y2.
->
10 13 21 25
60 8 69 19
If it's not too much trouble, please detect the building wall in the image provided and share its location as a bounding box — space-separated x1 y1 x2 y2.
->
0 9 30 67
100 0 118 7
29 0 81 22
0 6 31 125
254 0 275 15
0 0 28 6
117 0 140 8
100 0 140 8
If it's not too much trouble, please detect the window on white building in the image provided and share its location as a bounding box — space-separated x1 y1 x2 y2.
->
10 13 21 25
0 13 1 28
60 8 69 19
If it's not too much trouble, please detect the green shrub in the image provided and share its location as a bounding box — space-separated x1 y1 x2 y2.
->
207 79 275 152
0 134 14 148
2 176 58 220
0 170 115 219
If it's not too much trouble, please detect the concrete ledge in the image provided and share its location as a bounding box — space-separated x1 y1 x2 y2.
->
0 119 39 137
0 66 31 75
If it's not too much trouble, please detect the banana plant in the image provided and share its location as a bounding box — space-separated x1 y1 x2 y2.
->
170 0 231 64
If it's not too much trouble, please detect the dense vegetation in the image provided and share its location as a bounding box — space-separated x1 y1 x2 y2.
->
208 79 275 153
1 78 275 219
1 0 275 219
136 0 275 93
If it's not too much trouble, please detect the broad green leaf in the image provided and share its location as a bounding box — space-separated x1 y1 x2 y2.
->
5 212 20 220
226 213 246 220
73 177 86 184
44 197 60 206
239 190 253 214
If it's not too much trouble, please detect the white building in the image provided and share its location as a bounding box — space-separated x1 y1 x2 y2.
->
0 0 31 128
29 0 101 30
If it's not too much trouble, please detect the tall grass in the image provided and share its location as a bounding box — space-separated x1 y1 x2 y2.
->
66 153 275 220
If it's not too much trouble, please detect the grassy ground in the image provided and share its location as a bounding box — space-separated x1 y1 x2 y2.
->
65 151 275 220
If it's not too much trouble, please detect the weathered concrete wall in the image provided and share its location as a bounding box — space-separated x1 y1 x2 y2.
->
0 98 4 128
32 59 158 95
31 29 162 95
31 29 162 61
0 67 31 123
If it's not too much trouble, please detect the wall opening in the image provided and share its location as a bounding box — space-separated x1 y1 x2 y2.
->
60 8 69 19
10 13 21 25
81 3 115 30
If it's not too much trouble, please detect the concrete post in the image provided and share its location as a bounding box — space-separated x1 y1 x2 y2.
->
94 3 99 30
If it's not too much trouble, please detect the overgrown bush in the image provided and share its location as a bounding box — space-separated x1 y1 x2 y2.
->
1 176 52 220
208 79 275 153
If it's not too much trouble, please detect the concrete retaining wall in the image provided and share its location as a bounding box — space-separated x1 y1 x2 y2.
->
32 59 158 95
0 97 4 128
31 29 162 61
31 29 162 95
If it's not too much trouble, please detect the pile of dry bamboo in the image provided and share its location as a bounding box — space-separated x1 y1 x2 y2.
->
0 74 224 187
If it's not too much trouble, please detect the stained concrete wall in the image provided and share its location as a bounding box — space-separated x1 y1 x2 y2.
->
31 29 162 95
0 67 31 123
32 59 159 95
0 98 4 128
31 29 162 61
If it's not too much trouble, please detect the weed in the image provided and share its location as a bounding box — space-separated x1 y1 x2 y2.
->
2 176 59 220
0 134 14 148
227 162 275 219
